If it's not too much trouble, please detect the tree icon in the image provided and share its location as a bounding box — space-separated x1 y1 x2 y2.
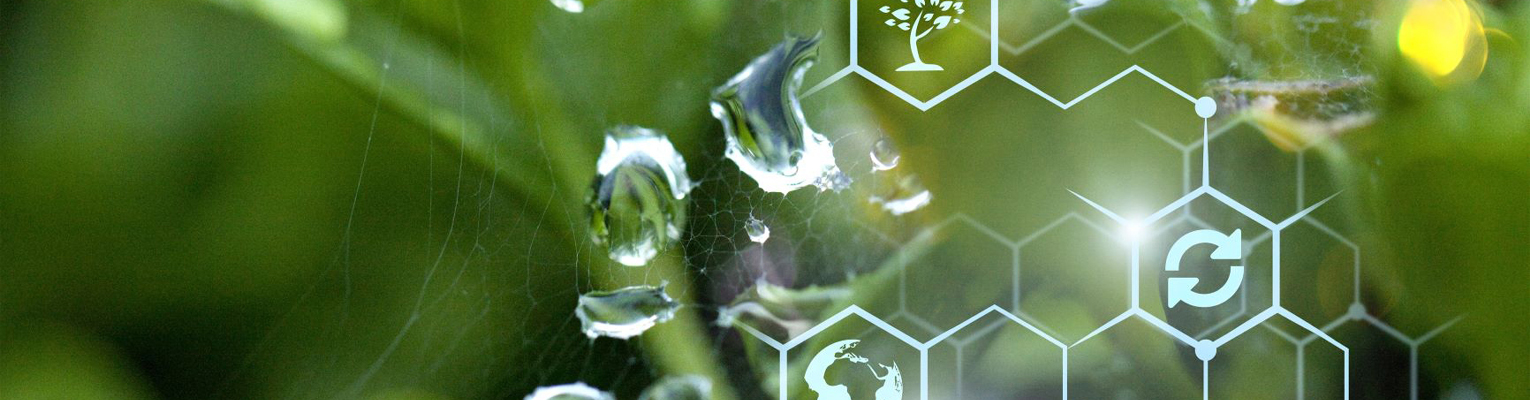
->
880 0 965 72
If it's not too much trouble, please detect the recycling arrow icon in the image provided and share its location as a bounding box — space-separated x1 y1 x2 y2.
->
1165 229 1244 308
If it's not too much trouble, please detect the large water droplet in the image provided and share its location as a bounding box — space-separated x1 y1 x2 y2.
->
524 382 614 400
870 135 901 171
744 215 770 243
576 283 680 340
638 375 712 400
869 175 931 215
710 35 849 193
589 126 693 267
717 280 850 339
549 0 590 13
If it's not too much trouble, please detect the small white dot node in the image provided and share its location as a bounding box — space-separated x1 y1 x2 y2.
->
1194 339 1217 361
1195 96 1217 119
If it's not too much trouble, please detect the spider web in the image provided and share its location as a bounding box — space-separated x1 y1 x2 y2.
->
213 0 1472 399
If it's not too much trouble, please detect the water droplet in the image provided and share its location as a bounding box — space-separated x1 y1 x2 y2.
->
744 215 770 243
717 280 850 339
638 375 712 400
1441 381 1483 400
524 382 614 400
710 35 849 193
589 126 693 267
868 175 931 215
549 0 588 13
576 283 680 340
869 136 901 171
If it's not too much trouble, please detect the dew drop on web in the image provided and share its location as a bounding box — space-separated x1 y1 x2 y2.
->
524 382 614 400
548 0 590 13
744 215 770 244
870 135 901 171
576 282 680 340
587 126 693 267
637 375 712 400
710 35 849 193
716 280 850 339
869 174 931 215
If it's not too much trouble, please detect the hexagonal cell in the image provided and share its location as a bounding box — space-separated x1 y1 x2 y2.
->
997 27 1133 104
900 218 1016 333
1192 120 1301 221
1143 195 1274 340
927 315 1064 399
783 309 924 400
1017 214 1130 343
1072 0 1185 53
1068 316 1200 398
1275 219 1358 333
1207 325 1300 398
856 0 994 102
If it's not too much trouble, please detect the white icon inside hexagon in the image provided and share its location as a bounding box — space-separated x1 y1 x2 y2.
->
877 0 966 71
805 339 904 400
1165 228 1246 309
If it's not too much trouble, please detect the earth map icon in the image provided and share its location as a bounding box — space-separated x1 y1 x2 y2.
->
804 339 904 400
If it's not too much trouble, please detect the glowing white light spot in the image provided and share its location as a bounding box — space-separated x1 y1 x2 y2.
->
1119 220 1147 242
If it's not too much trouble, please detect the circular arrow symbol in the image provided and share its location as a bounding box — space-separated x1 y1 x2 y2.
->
1165 229 1244 308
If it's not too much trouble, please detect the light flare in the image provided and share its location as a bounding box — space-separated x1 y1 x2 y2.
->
1398 0 1487 83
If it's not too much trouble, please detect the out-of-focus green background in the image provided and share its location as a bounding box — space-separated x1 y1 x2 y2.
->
1 0 1526 399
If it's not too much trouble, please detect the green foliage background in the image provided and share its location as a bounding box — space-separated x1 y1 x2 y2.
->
0 0 1526 399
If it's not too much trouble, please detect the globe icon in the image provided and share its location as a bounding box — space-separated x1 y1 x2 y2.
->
804 339 903 400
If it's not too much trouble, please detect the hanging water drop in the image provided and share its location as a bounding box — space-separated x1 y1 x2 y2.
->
549 0 591 13
744 215 770 243
638 375 712 400
710 35 849 193
869 136 901 171
524 382 614 400
869 175 931 215
717 280 850 339
588 126 693 267
576 283 680 340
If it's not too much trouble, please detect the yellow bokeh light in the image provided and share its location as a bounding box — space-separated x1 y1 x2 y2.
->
1398 0 1486 82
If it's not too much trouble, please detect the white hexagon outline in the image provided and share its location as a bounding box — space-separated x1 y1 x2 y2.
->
895 214 1018 338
